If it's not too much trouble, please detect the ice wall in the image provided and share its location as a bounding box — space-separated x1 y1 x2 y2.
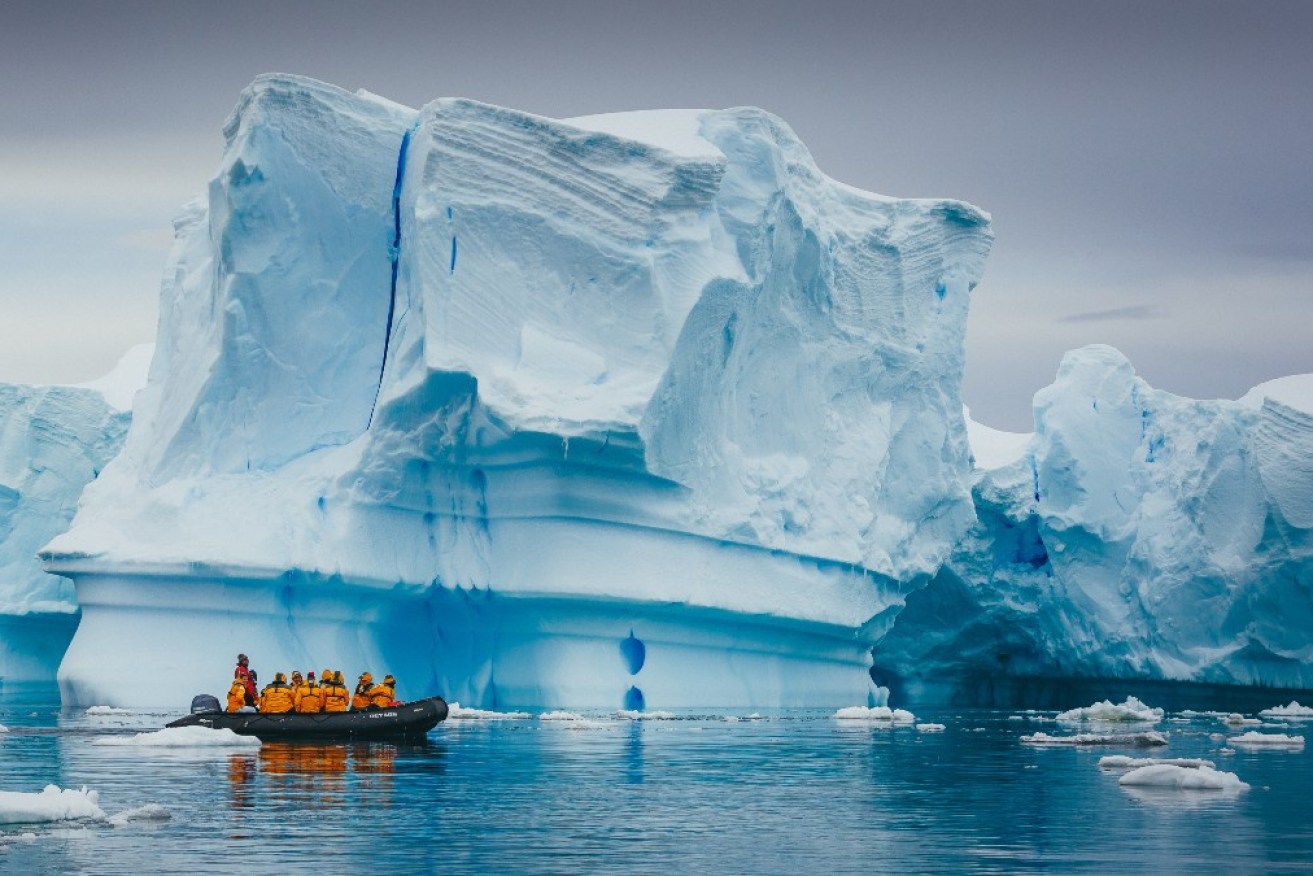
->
0 348 139 681
42 75 992 708
875 346 1313 701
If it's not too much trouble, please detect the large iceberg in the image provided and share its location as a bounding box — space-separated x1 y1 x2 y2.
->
42 75 992 708
875 346 1313 701
0 348 144 681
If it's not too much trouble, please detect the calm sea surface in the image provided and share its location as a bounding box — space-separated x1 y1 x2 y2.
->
1 687 1310 874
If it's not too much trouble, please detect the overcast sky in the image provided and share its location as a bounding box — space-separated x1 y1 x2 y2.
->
1 0 1309 430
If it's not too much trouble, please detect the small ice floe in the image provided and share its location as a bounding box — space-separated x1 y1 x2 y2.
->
617 710 676 720
92 726 261 748
834 706 916 723
107 803 171 827
1007 716 1025 722
1226 731 1305 749
1021 731 1168 747
1098 755 1216 770
85 706 134 716
1260 701 1313 719
1055 696 1163 724
1220 713 1260 726
446 703 532 720
0 724 8 733
916 723 946 733
1118 764 1248 791
0 785 106 825
539 711 589 722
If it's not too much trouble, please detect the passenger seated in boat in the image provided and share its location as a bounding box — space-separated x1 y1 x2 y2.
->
322 670 350 713
226 674 248 713
294 671 324 714
352 672 374 710
259 672 295 714
367 674 398 709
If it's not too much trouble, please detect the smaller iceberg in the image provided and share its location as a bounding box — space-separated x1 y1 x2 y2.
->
1021 731 1167 747
1118 764 1248 791
834 706 916 723
1226 731 1305 748
1259 701 1313 719
1055 697 1163 724
0 785 105 825
1098 755 1215 770
91 726 261 748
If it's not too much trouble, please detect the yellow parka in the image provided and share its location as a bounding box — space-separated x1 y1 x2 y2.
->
351 673 374 711
294 680 324 714
367 676 397 708
259 674 295 714
226 678 248 712
322 674 350 712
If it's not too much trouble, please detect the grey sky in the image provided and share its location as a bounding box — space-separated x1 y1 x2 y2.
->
2 0 1310 430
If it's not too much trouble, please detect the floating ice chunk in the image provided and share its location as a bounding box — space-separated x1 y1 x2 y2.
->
1220 713 1261 726
0 785 106 825
446 703 532 720
1007 716 1025 721
1055 697 1163 724
1226 732 1305 748
92 726 260 747
0 724 7 733
617 710 677 720
107 803 171 827
1098 755 1215 770
539 711 590 722
834 706 916 723
1118 764 1248 791
86 706 134 716
916 723 946 732
1260 701 1313 719
1021 731 1168 747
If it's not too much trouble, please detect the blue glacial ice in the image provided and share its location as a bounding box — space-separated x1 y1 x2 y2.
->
875 345 1313 700
0 347 144 681
40 75 992 708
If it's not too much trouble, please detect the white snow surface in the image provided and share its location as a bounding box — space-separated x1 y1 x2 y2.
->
834 706 916 723
1226 732 1305 747
1118 764 1248 791
1098 755 1215 769
1260 701 1313 718
1020 731 1168 747
964 406 1031 470
1240 374 1313 415
41 73 992 709
0 786 106 825
1055 697 1163 724
86 706 134 716
91 726 261 748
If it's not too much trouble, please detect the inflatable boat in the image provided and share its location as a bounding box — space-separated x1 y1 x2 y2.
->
167 694 448 741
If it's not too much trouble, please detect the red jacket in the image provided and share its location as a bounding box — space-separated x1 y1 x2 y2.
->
235 664 257 704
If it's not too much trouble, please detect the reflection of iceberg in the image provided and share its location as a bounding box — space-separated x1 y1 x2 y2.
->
41 75 992 710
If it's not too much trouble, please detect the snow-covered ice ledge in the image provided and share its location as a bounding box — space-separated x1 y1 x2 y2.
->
42 75 991 708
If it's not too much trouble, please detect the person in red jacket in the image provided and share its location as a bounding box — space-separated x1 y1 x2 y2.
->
234 653 258 706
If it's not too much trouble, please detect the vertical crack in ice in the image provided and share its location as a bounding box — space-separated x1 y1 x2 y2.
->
369 123 418 426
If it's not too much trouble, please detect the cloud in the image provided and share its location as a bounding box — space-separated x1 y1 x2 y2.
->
1057 304 1166 324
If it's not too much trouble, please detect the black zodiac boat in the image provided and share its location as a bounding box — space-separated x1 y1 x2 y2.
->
167 694 449 741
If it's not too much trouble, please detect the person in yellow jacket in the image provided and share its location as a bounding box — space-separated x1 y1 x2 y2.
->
294 671 324 714
351 672 374 710
321 670 349 712
259 672 295 714
366 674 397 709
226 674 248 712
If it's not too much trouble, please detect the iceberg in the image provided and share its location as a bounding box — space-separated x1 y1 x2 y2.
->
0 348 142 682
41 75 992 709
875 346 1313 701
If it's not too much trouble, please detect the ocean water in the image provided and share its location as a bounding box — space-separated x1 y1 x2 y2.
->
1 688 1310 874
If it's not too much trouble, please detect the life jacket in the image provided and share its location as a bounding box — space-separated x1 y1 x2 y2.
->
322 679 350 712
352 676 373 711
235 664 257 704
294 681 324 714
226 680 247 713
366 682 396 709
259 681 295 714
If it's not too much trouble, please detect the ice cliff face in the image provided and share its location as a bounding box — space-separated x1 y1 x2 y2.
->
43 75 992 708
0 347 142 681
876 346 1313 701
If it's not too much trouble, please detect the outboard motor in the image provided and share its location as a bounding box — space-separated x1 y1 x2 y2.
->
190 694 222 714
